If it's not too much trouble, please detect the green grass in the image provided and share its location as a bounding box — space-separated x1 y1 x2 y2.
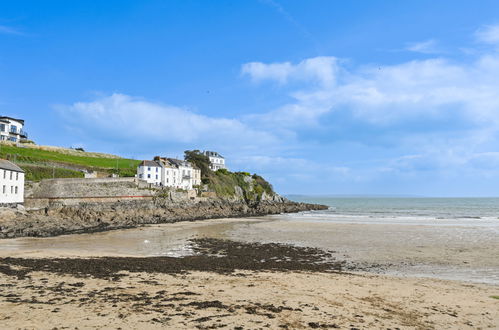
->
21 164 84 181
491 295 499 300
0 144 140 172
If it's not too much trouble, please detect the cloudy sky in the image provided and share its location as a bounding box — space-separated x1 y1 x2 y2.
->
2 0 499 196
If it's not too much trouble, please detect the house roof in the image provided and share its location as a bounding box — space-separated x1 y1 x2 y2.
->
0 116 24 125
203 150 224 158
166 158 192 168
0 159 24 172
139 160 162 167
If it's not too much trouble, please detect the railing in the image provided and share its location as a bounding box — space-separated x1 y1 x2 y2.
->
20 130 28 138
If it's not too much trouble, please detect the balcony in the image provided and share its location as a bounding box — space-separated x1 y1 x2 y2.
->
8 128 28 138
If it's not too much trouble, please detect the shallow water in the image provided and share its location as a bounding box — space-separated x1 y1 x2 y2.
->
1 197 499 284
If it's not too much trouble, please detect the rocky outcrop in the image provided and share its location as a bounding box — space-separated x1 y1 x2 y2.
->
0 198 327 239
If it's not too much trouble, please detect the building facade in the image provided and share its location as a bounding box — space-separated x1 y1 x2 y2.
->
203 151 227 171
0 117 28 143
137 157 201 190
0 159 25 205
137 160 163 185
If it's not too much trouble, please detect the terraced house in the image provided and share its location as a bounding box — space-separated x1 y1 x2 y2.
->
0 159 25 205
137 157 201 190
0 116 28 142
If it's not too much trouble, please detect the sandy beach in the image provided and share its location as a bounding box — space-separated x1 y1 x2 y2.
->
1 215 498 329
0 269 498 329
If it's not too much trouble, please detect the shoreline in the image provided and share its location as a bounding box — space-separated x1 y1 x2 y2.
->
0 199 327 239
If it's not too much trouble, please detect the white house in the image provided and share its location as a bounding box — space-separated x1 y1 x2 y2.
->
0 116 28 143
137 160 163 185
0 159 25 205
203 151 227 171
137 157 201 190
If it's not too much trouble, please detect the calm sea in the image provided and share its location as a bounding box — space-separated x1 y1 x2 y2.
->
285 196 499 226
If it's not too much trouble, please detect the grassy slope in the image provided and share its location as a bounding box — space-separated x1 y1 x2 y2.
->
0 144 140 181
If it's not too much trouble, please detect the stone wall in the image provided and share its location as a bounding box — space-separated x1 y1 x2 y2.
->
24 177 175 209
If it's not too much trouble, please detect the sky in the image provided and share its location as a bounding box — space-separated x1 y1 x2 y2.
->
2 1 499 196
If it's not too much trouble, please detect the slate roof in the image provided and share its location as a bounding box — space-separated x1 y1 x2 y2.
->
139 160 162 167
0 159 24 172
203 151 224 158
166 158 192 168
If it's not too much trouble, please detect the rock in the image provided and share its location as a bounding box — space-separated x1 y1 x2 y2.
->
0 198 327 239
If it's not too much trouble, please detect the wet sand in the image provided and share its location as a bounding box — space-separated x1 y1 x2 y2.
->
1 215 498 284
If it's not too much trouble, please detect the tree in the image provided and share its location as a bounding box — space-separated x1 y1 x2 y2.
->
184 150 212 178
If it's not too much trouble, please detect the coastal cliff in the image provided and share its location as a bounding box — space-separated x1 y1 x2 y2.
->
0 198 326 238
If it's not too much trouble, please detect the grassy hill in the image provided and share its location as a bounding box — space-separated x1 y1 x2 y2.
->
0 143 140 181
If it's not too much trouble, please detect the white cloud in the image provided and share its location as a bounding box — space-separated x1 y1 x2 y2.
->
242 50 499 128
242 56 339 87
405 39 441 54
475 24 499 45
58 93 279 151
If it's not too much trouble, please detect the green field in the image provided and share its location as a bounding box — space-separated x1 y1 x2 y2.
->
0 144 140 181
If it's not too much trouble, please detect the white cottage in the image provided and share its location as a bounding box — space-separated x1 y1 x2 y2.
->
203 151 227 171
0 159 25 205
0 116 28 142
137 160 162 185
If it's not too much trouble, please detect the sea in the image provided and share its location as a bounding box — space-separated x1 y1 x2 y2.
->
285 196 499 227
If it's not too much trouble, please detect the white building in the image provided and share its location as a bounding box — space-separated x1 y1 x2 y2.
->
137 160 162 185
137 157 201 190
0 116 28 143
0 159 25 205
203 151 227 171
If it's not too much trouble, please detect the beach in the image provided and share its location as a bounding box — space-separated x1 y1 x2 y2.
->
1 198 499 329
1 269 497 329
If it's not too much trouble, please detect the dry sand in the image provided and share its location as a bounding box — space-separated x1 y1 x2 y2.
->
0 270 498 329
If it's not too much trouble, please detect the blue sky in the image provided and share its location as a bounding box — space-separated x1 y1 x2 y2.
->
2 1 499 196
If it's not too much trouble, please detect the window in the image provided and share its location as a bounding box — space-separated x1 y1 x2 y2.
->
16 172 18 180
15 186 18 194
147 174 151 178
3 170 5 179
2 185 5 193
148 167 151 171
156 167 158 172
10 186 13 194
139 174 142 178
155 175 158 179
10 125 17 133
10 171 13 180
0 124 4 132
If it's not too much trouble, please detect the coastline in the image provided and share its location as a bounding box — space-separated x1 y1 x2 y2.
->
0 199 327 239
